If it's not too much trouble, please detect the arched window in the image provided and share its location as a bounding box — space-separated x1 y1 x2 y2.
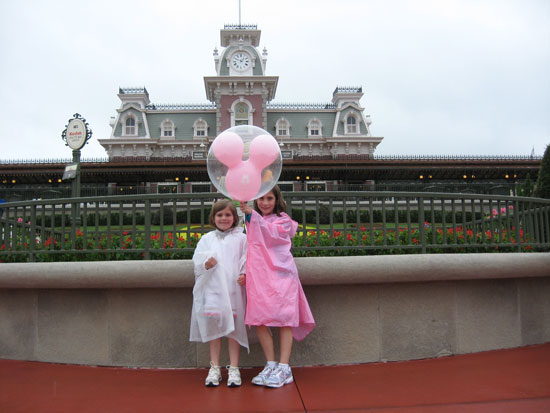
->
308 119 322 137
344 112 361 134
276 118 290 136
230 99 254 126
234 102 249 126
161 120 174 138
124 116 137 136
346 116 357 133
193 119 208 137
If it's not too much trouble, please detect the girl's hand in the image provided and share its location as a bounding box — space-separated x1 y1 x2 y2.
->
239 202 252 215
204 257 217 270
237 274 246 285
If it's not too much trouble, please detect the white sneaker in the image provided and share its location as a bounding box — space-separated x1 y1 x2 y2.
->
251 363 277 386
265 365 293 388
205 362 222 387
226 365 241 387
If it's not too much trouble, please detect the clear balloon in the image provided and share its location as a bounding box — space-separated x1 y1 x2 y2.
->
207 125 282 201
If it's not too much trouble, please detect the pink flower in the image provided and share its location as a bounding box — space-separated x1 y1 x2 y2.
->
17 217 23 223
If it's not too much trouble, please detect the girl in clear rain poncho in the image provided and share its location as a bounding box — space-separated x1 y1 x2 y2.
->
190 199 248 387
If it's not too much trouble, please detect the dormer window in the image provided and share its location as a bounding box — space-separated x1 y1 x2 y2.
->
193 119 208 137
308 119 322 137
276 118 290 136
161 120 174 138
123 115 137 136
345 114 358 134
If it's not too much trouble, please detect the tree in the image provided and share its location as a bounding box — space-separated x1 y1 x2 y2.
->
517 173 533 197
535 144 550 199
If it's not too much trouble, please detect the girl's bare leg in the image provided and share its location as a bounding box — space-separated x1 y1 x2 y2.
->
228 338 240 367
256 325 276 361
209 338 222 366
279 327 293 365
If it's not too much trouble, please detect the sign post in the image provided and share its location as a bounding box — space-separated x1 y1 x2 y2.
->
61 113 92 226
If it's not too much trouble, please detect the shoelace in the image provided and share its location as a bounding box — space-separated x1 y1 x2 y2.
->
260 365 275 377
207 364 221 380
271 366 290 380
227 366 240 379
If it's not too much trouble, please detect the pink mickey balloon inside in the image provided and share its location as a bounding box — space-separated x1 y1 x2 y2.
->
210 131 243 168
225 162 262 202
207 125 282 201
249 134 280 168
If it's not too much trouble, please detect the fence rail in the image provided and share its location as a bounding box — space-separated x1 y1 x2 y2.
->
1 192 549 262
0 182 521 202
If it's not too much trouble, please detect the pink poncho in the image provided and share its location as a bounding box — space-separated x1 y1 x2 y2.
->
245 210 315 341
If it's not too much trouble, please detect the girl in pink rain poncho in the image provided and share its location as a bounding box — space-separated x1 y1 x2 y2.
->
190 200 248 388
240 185 315 388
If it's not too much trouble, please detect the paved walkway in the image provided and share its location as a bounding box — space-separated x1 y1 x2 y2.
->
1 343 549 412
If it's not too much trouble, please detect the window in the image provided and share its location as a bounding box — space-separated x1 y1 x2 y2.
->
230 99 254 126
307 182 326 192
157 183 178 194
161 120 174 138
276 118 289 136
346 116 357 133
125 117 136 135
193 119 208 137
235 102 249 126
308 119 322 137
345 113 359 134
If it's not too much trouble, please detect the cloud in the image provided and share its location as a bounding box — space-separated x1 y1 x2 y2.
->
0 0 548 159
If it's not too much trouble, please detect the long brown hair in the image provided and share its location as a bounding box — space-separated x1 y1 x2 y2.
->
253 185 287 216
209 199 239 229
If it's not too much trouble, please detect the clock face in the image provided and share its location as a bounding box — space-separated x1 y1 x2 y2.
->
231 52 250 71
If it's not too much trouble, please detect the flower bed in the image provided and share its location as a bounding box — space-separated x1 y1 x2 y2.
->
0 219 538 263
292 223 533 257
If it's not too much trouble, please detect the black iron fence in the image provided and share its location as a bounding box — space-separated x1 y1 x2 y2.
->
1 192 549 262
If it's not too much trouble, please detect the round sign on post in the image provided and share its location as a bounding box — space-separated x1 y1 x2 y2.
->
66 118 87 150
61 113 92 151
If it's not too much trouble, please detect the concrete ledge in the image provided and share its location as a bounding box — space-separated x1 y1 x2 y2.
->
1 253 549 289
1 253 549 368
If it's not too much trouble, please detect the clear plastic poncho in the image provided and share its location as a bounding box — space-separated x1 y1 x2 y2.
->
189 227 249 352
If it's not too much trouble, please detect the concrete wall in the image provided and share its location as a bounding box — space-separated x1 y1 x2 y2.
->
1 253 549 368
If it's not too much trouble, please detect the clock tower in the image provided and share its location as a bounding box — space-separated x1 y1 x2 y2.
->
204 24 278 134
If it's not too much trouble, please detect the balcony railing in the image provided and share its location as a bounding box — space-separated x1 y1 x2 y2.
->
1 192 549 262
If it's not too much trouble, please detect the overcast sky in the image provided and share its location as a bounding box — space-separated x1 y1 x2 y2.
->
0 0 548 160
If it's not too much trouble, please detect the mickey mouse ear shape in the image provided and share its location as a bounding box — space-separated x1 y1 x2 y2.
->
211 131 243 168
249 134 280 169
